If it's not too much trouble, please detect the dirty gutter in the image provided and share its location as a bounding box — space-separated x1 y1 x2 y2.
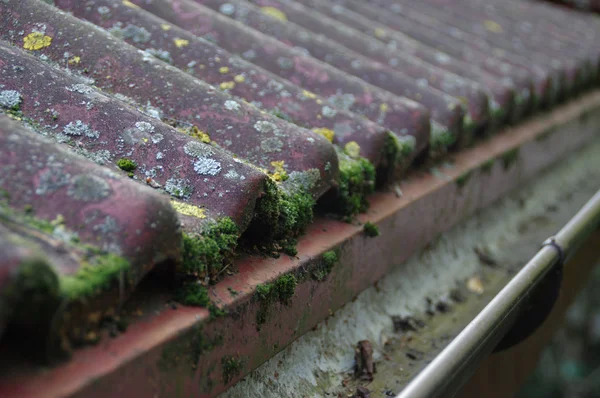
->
397 189 600 398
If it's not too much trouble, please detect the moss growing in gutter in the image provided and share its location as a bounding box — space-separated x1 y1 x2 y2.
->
181 217 238 280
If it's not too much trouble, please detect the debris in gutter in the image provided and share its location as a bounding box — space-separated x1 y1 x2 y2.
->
352 386 371 398
467 276 485 295
474 246 499 267
354 340 376 381
392 316 425 333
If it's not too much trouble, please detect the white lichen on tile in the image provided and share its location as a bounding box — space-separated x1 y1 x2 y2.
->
63 120 100 139
193 157 222 176
184 140 213 158
0 90 22 109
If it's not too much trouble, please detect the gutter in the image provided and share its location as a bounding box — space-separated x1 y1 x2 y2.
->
397 189 600 398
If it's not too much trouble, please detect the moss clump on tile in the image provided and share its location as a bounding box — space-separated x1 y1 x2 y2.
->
456 170 472 189
430 123 456 157
116 158 137 172
363 222 380 237
385 133 416 167
249 178 314 255
336 152 376 217
4 257 61 327
181 217 238 281
281 238 298 256
222 355 243 384
59 253 130 300
501 148 520 170
175 281 210 307
0 204 130 302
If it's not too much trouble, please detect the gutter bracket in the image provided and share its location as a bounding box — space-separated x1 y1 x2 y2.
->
493 237 565 352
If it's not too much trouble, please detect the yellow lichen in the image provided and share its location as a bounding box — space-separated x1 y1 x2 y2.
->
219 81 236 90
171 201 206 219
379 103 389 113
261 6 288 22
302 90 317 99
161 24 172 31
188 126 211 143
173 38 189 48
269 161 288 182
23 32 52 51
219 66 230 74
483 20 503 33
68 56 81 65
344 141 361 158
234 74 246 83
122 0 139 8
374 28 387 39
312 127 335 143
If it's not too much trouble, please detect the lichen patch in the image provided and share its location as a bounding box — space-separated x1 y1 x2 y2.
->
193 157 222 176
23 32 52 51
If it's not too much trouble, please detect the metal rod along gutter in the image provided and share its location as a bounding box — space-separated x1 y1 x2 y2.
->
397 189 600 398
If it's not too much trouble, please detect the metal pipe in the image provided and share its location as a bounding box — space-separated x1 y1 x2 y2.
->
396 189 600 398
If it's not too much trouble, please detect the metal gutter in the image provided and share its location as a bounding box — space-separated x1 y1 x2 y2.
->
397 189 600 398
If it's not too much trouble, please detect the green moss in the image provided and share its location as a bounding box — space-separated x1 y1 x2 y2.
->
430 124 456 156
254 273 298 327
275 274 297 303
281 238 298 256
270 109 293 123
337 152 376 217
250 179 314 254
158 324 223 373
501 148 520 170
221 355 243 384
255 283 273 302
175 281 210 307
313 249 340 281
323 250 338 268
481 159 495 174
181 217 238 281
59 254 130 300
456 170 472 189
278 192 314 237
116 158 137 172
363 222 380 237
5 258 61 326
209 304 227 320
384 133 415 168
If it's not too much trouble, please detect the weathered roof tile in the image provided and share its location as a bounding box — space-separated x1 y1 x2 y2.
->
0 115 182 350
122 0 438 155
0 0 338 201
